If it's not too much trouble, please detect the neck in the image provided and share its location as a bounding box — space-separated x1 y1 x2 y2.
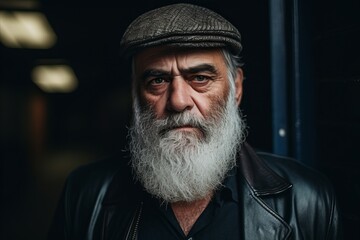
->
171 193 213 236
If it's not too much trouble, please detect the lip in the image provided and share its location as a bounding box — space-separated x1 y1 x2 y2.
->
160 125 197 135
171 125 196 131
167 126 198 134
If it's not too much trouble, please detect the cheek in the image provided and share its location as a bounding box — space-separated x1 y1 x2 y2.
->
192 93 224 120
139 91 168 118
199 84 229 118
209 94 227 118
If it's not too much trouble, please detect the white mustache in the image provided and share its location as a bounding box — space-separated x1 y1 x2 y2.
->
155 112 210 137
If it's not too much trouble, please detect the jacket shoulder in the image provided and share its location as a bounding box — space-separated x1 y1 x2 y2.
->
255 152 342 239
48 152 132 239
66 153 127 196
256 151 333 189
66 153 128 187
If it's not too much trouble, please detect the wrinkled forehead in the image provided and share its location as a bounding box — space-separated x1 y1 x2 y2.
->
132 46 225 74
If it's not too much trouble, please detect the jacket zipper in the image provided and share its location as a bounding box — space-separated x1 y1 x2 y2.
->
124 201 143 240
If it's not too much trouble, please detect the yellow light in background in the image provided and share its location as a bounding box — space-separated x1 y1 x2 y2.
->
32 65 78 93
0 11 57 48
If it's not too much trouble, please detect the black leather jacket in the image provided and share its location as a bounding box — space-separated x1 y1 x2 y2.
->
48 143 342 239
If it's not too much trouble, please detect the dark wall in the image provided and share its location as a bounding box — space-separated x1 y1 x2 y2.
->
312 0 360 238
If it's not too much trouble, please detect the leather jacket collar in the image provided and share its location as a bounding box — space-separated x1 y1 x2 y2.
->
238 142 292 196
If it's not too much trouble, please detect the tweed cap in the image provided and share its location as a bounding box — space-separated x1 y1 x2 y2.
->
120 3 242 58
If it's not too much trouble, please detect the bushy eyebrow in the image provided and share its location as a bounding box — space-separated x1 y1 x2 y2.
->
141 63 218 80
181 64 217 75
141 69 169 80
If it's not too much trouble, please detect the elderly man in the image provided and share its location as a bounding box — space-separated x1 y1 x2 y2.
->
48 3 342 240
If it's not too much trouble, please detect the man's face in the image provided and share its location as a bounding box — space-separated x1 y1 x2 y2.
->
129 47 245 202
133 47 235 127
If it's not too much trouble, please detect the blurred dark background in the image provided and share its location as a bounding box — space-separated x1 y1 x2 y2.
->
1 0 359 239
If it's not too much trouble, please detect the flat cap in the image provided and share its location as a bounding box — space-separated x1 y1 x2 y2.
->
120 3 242 58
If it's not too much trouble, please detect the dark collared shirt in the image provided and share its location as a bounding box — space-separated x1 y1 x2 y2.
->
138 168 240 240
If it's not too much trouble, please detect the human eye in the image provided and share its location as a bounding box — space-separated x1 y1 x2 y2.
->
193 75 209 82
188 75 213 92
190 75 213 86
143 76 170 94
148 77 169 85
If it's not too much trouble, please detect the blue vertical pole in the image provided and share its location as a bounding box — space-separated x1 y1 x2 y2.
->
269 0 289 156
292 0 302 161
291 0 315 166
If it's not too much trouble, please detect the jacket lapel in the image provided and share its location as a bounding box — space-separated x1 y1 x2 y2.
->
100 158 144 240
238 143 292 196
240 185 292 239
238 143 293 239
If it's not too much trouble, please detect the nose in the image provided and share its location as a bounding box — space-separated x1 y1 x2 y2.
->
166 78 194 113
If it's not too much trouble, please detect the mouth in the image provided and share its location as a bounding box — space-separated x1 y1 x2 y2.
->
171 124 196 130
159 124 206 137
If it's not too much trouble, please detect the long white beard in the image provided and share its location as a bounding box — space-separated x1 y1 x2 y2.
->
129 91 246 203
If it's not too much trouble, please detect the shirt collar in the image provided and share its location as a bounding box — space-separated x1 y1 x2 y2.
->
214 166 239 205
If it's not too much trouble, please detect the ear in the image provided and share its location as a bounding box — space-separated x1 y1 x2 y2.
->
234 68 244 106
